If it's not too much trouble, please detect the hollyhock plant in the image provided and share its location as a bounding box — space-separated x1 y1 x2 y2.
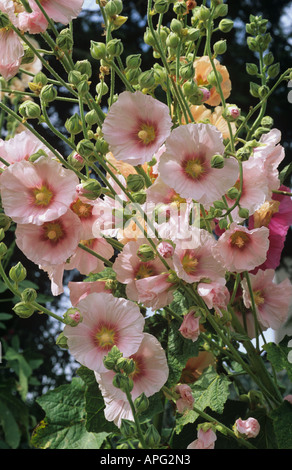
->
102 90 173 166
63 292 145 373
158 123 239 206
15 209 82 266
95 333 169 427
0 157 79 225
241 269 292 331
213 223 270 273
235 418 260 439
187 427 217 449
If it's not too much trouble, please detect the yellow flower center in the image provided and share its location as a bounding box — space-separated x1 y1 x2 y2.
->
229 230 250 249
95 325 117 350
71 198 93 219
253 290 265 306
253 201 280 228
183 158 205 180
43 222 64 243
182 251 199 274
135 262 156 280
32 185 53 207
137 123 156 145
79 238 95 248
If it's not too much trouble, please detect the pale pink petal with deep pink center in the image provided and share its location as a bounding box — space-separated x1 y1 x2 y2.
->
68 280 112 306
63 292 145 373
102 91 172 166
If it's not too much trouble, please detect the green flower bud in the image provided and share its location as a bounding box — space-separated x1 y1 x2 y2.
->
182 79 198 97
0 11 10 28
0 242 8 259
213 200 226 210
186 27 201 42
28 149 49 163
125 67 141 85
211 154 224 169
180 62 195 80
56 28 73 52
77 79 90 97
96 81 109 97
74 60 92 79
65 113 83 135
267 62 280 79
222 104 241 122
116 357 136 375
113 373 134 393
144 424 161 448
213 3 228 18
170 18 183 35
9 262 27 283
30 72 48 95
144 27 156 47
0 214 11 231
173 1 187 15
63 308 83 326
56 331 68 349
85 109 99 126
134 392 149 414
138 69 155 89
258 85 269 99
126 54 142 70
263 52 274 66
218 18 234 33
227 186 239 200
166 32 180 49
207 70 223 87
218 218 228 230
126 173 145 192
103 345 123 370
137 244 156 262
68 70 82 87
197 5 210 22
40 84 58 103
105 0 123 17
0 229 5 242
77 178 102 200
261 116 274 128
246 63 258 76
120 419 136 438
132 190 147 204
21 288 37 303
67 152 85 171
213 39 227 56
90 41 107 60
21 45 35 65
13 302 35 319
76 139 95 158
19 101 41 120
238 207 250 219
253 126 270 139
106 38 124 57
95 137 109 155
154 0 169 14
249 81 260 98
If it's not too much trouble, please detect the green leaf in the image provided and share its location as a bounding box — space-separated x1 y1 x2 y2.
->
31 378 108 449
77 366 116 434
175 366 231 434
166 319 201 388
263 336 292 382
0 313 13 320
0 401 21 449
270 401 292 449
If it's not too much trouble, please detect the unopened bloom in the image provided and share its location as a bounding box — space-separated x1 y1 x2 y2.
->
179 311 200 342
235 417 260 439
241 269 292 331
175 384 194 413
158 123 238 206
0 157 79 225
213 223 270 273
197 279 230 315
187 427 217 449
63 292 145 373
102 91 172 166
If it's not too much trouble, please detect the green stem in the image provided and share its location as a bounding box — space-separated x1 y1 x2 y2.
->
124 388 148 449
78 243 113 267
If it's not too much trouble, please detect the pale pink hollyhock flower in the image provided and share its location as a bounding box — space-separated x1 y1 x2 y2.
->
113 239 174 308
241 269 292 331
65 237 114 275
173 228 226 284
225 156 270 222
102 91 172 166
0 157 79 225
158 123 238 206
68 280 112 306
70 196 107 239
95 333 169 427
194 55 231 107
213 223 270 273
175 384 194 414
157 241 174 259
197 279 230 315
0 130 56 170
27 0 84 25
284 395 292 404
64 292 145 373
187 428 217 449
0 0 24 80
179 311 200 342
235 417 260 439
15 209 82 266
18 9 48 34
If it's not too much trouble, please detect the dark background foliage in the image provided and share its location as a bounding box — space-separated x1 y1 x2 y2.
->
0 0 291 448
